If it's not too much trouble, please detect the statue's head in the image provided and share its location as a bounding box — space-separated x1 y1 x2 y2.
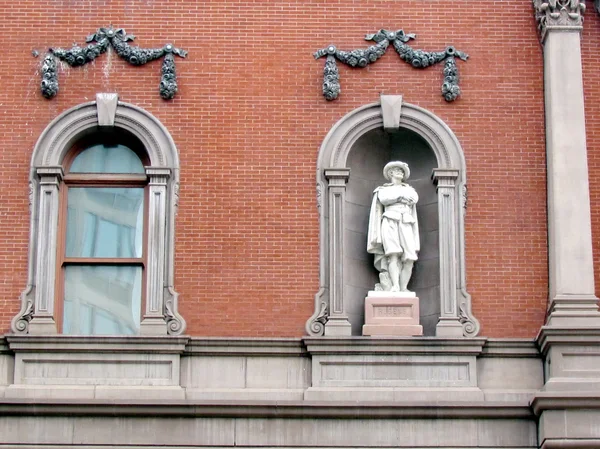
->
383 161 410 181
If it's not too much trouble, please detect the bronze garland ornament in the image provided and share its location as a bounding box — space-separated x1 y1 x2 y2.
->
39 26 187 100
314 29 468 102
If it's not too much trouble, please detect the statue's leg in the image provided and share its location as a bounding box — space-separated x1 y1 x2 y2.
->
388 254 400 291
399 260 414 292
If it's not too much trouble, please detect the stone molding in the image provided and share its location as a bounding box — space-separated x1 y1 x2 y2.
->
481 339 540 357
532 391 600 416
184 338 306 356
534 0 586 43
307 99 479 337
10 97 186 335
0 397 533 419
6 335 189 353
303 336 486 355
536 326 600 355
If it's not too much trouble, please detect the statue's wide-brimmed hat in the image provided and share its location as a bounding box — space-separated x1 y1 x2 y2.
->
383 161 410 181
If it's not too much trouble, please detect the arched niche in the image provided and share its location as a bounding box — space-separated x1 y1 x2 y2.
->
306 97 479 338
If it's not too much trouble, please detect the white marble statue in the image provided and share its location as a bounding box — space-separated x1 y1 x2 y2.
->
367 161 420 292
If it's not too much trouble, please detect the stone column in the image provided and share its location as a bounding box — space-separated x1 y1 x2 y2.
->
140 167 170 335
28 167 63 334
323 168 352 336
432 169 463 337
533 4 600 447
534 0 600 326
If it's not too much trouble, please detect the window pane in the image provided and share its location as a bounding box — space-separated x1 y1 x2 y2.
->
66 187 144 258
62 265 142 335
70 144 145 173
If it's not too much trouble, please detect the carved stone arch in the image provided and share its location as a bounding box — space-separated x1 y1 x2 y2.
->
306 97 479 337
12 94 186 335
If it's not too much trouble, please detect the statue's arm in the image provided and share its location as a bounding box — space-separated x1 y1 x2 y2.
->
367 192 384 254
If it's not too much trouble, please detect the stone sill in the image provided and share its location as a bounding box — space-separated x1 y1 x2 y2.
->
304 336 489 355
3 335 540 357
6 335 189 353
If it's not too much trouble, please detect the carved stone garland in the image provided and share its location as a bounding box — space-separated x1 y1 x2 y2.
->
40 26 187 100
314 29 468 102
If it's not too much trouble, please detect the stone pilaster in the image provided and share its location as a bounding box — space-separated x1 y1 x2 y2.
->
533 2 600 447
140 167 171 335
533 0 600 327
28 167 63 334
432 169 463 337
323 168 352 336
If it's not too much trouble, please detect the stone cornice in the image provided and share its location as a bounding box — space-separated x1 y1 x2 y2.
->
536 326 600 355
2 335 544 357
532 391 600 416
0 398 534 419
533 0 586 43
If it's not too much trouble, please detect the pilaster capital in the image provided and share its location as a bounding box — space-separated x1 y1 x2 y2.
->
432 168 459 188
145 167 171 185
35 166 64 185
533 0 586 43
324 168 350 186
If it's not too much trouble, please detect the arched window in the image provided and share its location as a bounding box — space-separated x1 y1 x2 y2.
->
11 94 185 335
59 132 148 335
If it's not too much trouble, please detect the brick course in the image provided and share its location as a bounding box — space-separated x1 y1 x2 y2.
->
0 0 549 337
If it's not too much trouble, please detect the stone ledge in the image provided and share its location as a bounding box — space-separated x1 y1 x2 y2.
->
537 327 600 355
481 339 539 357
0 398 534 419
185 338 306 356
6 335 189 353
541 440 600 449
303 337 487 355
531 391 600 416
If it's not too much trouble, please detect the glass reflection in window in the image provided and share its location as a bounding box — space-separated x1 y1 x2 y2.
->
66 187 144 258
70 144 145 174
63 265 142 335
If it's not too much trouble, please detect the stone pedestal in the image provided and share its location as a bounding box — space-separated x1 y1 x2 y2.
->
362 292 423 336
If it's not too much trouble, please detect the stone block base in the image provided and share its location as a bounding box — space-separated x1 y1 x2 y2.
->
362 292 423 336
362 323 423 336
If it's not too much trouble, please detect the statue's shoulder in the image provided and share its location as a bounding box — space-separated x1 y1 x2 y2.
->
373 183 393 193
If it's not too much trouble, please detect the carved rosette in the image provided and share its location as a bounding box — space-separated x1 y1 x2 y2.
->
534 0 586 41
314 29 468 102
39 26 187 100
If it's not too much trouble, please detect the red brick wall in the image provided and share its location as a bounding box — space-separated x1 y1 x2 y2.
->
582 12 600 309
0 0 548 337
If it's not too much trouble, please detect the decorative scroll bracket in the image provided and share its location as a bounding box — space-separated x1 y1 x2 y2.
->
39 25 187 100
314 29 468 102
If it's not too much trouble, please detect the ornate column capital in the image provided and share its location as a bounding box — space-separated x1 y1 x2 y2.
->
533 0 586 43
